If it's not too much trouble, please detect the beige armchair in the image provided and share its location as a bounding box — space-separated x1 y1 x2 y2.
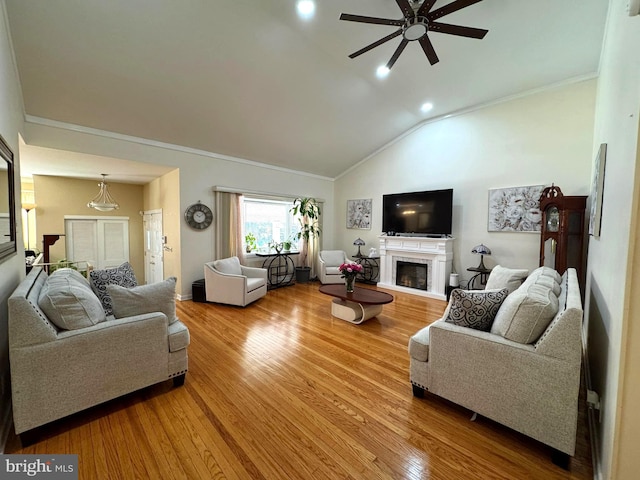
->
318 250 349 284
204 256 268 306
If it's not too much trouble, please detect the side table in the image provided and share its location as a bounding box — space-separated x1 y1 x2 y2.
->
466 267 492 290
352 255 380 284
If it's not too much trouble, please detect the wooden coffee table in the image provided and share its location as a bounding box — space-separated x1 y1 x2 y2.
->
319 284 394 324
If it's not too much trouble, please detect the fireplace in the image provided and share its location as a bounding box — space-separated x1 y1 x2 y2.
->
378 235 453 300
396 261 428 290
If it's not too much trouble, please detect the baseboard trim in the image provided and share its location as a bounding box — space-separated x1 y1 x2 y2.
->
582 332 601 480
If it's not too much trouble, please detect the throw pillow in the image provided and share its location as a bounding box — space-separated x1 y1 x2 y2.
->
212 257 243 276
491 282 560 344
90 262 138 315
445 288 509 331
107 277 177 324
484 265 529 294
38 274 106 330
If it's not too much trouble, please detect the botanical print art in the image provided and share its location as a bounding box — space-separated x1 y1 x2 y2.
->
488 185 544 232
346 199 372 229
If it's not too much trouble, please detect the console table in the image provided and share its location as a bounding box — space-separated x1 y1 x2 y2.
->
255 251 299 289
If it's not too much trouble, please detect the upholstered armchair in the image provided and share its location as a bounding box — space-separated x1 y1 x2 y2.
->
204 256 268 306
318 250 349 284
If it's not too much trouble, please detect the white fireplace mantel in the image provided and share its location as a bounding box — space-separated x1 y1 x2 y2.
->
378 235 454 300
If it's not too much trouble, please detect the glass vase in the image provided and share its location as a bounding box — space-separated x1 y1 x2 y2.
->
345 275 355 293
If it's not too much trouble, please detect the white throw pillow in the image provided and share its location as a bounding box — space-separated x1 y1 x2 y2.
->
213 257 243 276
484 265 529 294
107 277 177 324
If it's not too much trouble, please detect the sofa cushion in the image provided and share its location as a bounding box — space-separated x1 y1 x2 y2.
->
108 277 178 324
213 257 243 276
38 273 106 330
445 288 509 331
491 280 560 344
321 251 346 267
325 266 341 275
485 265 529 294
408 325 431 361
90 262 138 316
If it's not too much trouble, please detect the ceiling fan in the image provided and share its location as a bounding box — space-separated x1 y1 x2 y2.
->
340 0 488 70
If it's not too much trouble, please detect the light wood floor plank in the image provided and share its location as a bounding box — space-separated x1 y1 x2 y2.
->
6 281 592 479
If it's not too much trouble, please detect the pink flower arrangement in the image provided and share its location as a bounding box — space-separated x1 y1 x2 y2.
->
338 262 363 277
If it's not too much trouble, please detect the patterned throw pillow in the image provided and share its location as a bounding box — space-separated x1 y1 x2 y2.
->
445 288 509 331
89 262 138 315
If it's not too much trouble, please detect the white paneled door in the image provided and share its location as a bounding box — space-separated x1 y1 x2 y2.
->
65 216 129 270
143 210 164 285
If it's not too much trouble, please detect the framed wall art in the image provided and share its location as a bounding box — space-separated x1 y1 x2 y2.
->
488 185 544 233
589 143 607 237
346 199 372 230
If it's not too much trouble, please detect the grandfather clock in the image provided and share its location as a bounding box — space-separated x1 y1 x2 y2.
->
539 185 587 283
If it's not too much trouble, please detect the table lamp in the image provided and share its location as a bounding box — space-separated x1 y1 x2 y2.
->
354 238 365 257
471 244 491 270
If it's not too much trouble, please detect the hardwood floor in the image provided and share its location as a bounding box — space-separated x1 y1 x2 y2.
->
6 282 593 479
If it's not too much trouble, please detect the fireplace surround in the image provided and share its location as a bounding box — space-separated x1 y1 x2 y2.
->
378 235 453 300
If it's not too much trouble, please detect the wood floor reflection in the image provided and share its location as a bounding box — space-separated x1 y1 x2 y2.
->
7 281 593 479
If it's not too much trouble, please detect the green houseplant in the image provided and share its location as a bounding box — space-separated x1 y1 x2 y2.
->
291 197 321 283
245 233 258 253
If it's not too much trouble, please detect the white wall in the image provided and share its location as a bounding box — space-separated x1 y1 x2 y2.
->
21 121 335 298
334 80 596 283
587 1 640 478
0 0 25 451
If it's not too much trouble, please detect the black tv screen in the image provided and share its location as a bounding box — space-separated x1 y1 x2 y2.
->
382 189 453 236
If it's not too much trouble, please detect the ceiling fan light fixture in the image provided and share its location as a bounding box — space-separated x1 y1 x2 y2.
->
87 174 119 212
403 17 428 41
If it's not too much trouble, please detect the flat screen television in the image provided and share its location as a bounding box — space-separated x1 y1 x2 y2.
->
382 189 453 236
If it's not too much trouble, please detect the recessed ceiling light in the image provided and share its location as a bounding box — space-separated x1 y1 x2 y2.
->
376 65 390 78
296 0 315 20
421 102 434 113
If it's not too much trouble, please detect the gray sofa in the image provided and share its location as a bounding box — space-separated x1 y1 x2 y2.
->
409 267 583 461
8 267 189 435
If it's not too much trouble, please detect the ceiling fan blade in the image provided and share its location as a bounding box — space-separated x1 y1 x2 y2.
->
417 0 438 17
419 35 440 65
428 0 483 21
395 0 415 18
348 29 403 59
340 13 404 27
386 39 409 69
429 22 488 39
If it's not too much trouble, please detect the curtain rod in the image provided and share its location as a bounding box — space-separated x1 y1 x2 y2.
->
212 186 325 203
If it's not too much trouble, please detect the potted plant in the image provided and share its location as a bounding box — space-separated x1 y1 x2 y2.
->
291 197 321 283
245 233 257 253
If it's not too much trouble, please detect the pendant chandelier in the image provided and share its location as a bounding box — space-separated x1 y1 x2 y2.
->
87 174 119 211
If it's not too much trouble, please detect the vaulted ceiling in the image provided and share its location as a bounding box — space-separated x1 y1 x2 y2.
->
6 0 609 180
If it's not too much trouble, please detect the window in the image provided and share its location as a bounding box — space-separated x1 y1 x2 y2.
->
242 197 298 251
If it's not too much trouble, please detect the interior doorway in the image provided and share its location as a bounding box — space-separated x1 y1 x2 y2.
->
143 210 164 285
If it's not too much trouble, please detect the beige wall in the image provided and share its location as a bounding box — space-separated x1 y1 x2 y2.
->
0 170 8 211
33 175 145 280
143 168 182 291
